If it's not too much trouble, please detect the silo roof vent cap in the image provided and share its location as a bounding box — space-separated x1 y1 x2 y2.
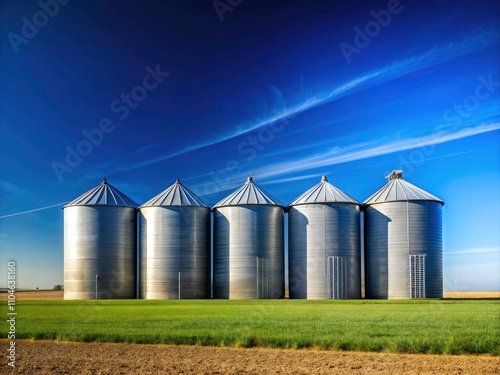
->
386 170 403 180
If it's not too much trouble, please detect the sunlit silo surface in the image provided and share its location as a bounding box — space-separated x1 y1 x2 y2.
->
63 179 138 300
213 176 284 299
364 170 444 299
288 176 361 299
139 179 210 299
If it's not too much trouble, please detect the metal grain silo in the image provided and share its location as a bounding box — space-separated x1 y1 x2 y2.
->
213 176 284 299
288 176 361 299
139 179 210 299
364 170 444 299
64 179 138 300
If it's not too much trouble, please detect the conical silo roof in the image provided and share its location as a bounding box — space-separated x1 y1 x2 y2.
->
140 179 208 207
364 170 443 205
64 178 138 208
289 176 359 206
213 176 284 208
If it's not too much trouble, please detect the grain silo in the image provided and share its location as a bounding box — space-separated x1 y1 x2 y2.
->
288 176 361 299
64 179 138 300
213 176 284 299
364 170 444 299
139 179 210 299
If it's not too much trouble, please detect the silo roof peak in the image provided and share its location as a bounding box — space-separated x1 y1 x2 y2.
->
140 179 208 207
364 172 443 205
64 179 138 208
214 177 283 208
289 176 359 206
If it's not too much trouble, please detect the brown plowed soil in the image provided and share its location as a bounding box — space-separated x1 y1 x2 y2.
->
1 339 498 374
0 290 63 300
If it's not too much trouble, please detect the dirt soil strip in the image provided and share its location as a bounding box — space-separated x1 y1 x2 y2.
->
0 291 64 300
1 340 499 375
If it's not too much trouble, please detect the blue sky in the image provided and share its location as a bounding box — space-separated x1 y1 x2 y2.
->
0 0 498 291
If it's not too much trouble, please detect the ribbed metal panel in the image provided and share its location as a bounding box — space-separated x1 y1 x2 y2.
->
139 180 210 299
139 206 210 299
365 201 443 299
288 203 361 299
64 205 137 299
213 205 284 299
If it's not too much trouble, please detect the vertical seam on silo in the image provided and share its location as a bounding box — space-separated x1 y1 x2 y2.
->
407 201 410 255
256 256 259 298
407 200 410 298
324 204 327 299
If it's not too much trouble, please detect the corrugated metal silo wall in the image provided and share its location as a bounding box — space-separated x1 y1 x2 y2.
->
365 201 442 299
213 205 284 299
64 206 137 299
288 203 361 299
139 206 210 299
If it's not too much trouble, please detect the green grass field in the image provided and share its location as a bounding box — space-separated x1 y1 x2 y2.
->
5 299 499 355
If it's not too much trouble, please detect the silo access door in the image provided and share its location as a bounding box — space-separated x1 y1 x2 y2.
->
256 257 273 299
410 255 426 298
327 256 346 299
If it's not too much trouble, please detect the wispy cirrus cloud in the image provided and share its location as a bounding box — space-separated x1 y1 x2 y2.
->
247 121 500 181
16 121 498 215
189 121 500 194
446 247 500 255
0 201 69 219
96 26 499 175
